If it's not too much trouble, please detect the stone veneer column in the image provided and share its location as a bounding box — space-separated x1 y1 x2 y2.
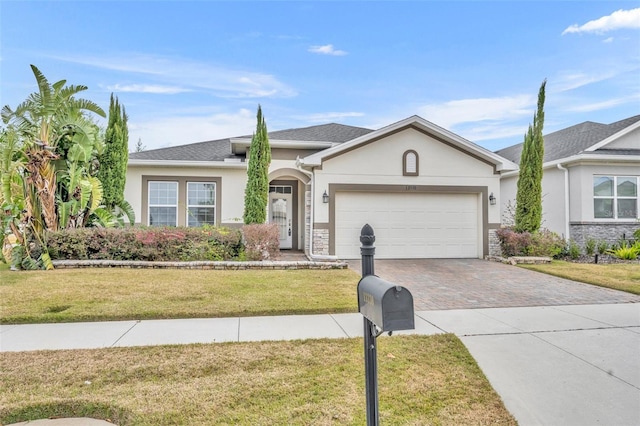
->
312 229 330 256
304 189 311 257
488 228 502 258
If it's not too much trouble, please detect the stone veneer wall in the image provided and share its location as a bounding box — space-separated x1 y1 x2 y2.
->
570 222 639 248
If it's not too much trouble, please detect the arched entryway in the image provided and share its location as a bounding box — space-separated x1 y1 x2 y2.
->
268 168 310 250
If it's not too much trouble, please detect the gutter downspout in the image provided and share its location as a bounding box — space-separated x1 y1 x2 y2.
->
296 157 339 261
557 164 570 241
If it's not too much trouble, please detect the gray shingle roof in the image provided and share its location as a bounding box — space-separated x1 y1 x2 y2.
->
129 123 374 162
495 114 640 164
267 123 373 142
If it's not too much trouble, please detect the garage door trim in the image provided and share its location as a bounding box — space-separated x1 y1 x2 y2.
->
328 184 491 257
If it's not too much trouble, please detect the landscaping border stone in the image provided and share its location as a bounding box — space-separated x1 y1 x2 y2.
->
51 259 348 270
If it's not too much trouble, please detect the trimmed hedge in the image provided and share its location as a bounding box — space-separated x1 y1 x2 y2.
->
46 226 243 261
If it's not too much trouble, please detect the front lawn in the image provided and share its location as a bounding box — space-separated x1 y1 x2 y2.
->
0 335 516 425
520 260 640 295
0 268 360 324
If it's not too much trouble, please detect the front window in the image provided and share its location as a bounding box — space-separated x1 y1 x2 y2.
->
149 181 178 226
187 182 216 226
594 176 638 219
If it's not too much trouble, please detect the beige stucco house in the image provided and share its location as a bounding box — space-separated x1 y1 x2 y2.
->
497 114 640 248
125 115 518 260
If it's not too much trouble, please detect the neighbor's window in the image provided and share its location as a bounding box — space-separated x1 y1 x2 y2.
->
593 176 638 219
148 181 178 226
403 150 419 176
187 182 216 226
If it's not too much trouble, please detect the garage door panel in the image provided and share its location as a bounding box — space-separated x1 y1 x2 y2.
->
335 192 479 259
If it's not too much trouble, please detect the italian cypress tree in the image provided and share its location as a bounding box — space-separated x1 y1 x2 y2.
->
98 94 129 210
515 80 546 233
243 105 271 224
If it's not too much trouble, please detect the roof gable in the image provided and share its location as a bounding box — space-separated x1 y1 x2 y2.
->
301 115 518 172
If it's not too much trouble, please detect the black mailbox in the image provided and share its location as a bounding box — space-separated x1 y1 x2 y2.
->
357 275 415 332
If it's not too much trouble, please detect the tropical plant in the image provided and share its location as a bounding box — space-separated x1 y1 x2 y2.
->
243 105 271 224
584 238 596 256
515 80 546 233
1 65 107 269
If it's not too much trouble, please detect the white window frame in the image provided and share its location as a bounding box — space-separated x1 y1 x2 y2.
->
593 175 638 220
186 181 216 227
148 181 179 226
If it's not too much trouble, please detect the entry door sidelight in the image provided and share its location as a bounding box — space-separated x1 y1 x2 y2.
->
269 186 293 249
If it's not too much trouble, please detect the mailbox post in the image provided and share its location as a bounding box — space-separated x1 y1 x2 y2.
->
360 224 378 426
359 224 414 426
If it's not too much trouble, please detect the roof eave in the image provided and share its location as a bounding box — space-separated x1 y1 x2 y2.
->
231 138 336 154
128 159 247 168
500 152 640 178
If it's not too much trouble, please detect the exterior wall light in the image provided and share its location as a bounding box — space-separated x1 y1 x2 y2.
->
322 190 330 204
489 192 496 205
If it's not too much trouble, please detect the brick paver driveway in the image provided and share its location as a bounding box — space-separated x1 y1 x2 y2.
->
349 259 640 310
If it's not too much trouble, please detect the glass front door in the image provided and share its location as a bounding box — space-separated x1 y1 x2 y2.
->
269 186 293 249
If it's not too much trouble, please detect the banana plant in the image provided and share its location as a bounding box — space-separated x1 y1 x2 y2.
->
1 65 106 269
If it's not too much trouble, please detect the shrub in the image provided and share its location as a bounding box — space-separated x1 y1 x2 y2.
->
495 228 564 258
597 240 609 255
526 229 565 257
584 238 596 256
566 240 581 260
46 226 243 261
242 223 280 261
495 228 531 257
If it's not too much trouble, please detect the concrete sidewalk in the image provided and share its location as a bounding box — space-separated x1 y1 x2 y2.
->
2 303 639 425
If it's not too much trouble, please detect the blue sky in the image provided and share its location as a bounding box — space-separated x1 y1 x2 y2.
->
1 1 639 152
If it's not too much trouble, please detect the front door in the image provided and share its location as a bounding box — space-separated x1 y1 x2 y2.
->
269 185 293 249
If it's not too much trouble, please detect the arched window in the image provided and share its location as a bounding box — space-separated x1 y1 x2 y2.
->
403 150 419 176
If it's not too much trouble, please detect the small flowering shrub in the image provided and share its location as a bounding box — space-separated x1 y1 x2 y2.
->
47 226 243 261
242 223 280 261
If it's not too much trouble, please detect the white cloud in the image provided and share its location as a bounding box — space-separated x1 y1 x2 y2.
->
458 123 530 142
105 83 191 94
298 112 365 122
50 53 297 98
128 109 256 151
418 95 535 128
308 44 348 56
551 71 617 92
603 37 614 43
562 8 640 35
565 95 640 113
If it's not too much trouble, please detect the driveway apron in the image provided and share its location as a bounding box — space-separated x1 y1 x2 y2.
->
348 258 640 310
349 259 640 425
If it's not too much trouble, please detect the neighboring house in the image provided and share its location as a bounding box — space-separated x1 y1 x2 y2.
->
125 115 517 259
497 114 640 247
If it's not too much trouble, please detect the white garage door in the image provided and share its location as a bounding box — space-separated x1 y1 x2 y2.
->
335 192 479 259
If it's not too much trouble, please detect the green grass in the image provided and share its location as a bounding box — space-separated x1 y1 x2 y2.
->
0 335 517 425
0 268 360 324
520 260 640 295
